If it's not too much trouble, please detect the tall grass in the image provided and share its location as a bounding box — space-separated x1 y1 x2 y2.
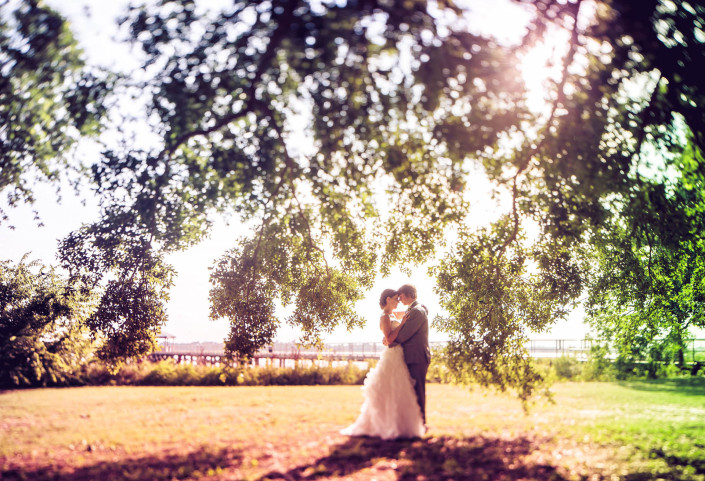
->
75 359 370 387
71 352 705 389
7 344 703 390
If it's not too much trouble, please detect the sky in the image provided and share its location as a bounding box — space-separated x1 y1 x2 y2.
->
0 0 594 344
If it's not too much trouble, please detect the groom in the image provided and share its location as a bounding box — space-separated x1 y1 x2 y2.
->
392 284 431 427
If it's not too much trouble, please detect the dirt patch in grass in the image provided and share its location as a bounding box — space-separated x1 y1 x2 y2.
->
0 430 621 481
1 443 243 481
256 433 611 481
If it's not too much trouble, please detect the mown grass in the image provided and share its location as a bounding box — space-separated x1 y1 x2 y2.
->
1 380 704 480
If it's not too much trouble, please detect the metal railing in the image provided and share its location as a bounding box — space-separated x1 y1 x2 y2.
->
156 338 705 362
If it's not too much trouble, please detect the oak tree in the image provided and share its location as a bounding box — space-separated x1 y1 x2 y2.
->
3 0 704 398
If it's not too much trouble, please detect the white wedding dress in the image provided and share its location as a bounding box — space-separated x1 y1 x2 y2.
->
341 332 425 439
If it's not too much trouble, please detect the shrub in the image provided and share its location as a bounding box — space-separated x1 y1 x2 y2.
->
427 357 454 383
554 356 580 380
656 363 687 379
0 257 94 388
113 362 146 385
77 361 113 385
580 343 617 381
139 360 180 385
74 360 372 387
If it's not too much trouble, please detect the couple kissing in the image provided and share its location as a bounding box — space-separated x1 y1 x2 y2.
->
341 284 430 440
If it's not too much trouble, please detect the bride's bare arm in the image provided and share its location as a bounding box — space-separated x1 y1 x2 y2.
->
384 316 407 345
380 315 393 339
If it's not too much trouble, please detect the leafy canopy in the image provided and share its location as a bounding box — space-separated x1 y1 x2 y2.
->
0 0 109 223
60 0 523 365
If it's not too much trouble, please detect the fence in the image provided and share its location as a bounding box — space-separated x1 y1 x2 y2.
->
151 338 705 366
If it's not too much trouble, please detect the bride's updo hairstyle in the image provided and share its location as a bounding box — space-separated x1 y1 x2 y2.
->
378 288 398 309
397 284 417 300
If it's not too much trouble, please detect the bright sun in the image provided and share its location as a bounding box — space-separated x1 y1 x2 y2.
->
519 26 573 113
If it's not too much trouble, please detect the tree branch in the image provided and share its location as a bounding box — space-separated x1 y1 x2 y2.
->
631 74 663 286
119 0 302 288
496 0 583 264
163 110 251 162
245 174 290 301
633 73 663 184
160 0 300 162
259 101 331 277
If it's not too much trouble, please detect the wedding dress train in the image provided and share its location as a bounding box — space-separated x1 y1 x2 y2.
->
341 345 425 439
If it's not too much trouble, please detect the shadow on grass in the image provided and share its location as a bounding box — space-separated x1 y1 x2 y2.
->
645 447 705 478
1 445 242 481
259 435 570 481
617 377 705 396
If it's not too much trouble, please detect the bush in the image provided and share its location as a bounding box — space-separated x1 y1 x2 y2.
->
0 257 94 388
139 360 180 385
234 362 368 386
77 361 113 385
427 357 454 383
554 356 580 380
34 350 705 389
656 362 688 379
580 344 617 381
115 362 147 385
73 359 370 387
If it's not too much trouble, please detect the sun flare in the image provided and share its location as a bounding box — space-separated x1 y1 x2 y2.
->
519 27 573 113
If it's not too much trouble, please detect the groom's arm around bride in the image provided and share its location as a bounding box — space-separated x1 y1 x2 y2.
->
392 301 431 366
392 305 428 353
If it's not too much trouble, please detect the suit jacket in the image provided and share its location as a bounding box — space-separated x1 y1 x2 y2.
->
394 301 431 365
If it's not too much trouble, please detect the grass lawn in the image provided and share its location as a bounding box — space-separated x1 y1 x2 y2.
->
1 380 704 480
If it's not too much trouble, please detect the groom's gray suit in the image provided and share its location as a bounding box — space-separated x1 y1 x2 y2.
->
394 300 431 424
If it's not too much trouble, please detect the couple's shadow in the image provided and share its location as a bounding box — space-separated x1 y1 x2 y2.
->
260 434 570 480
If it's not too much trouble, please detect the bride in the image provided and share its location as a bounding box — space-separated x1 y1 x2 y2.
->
340 288 425 439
